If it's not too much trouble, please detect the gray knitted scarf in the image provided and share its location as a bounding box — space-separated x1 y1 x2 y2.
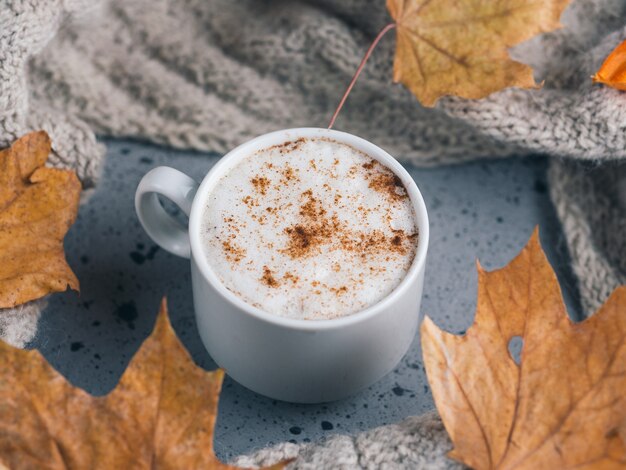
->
1 0 625 467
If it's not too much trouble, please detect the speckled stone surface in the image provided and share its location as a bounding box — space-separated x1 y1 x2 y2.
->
31 139 581 461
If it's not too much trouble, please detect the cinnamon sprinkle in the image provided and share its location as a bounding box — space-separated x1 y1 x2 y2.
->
250 176 270 195
368 171 407 202
338 228 418 257
222 240 246 263
265 137 306 154
361 158 409 202
281 185 418 260
261 266 279 287
242 195 258 207
389 229 419 255
299 190 326 218
283 189 342 258
283 272 299 285
280 166 299 185
283 223 333 258
330 286 349 296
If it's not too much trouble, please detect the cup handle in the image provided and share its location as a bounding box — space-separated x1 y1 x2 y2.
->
135 167 199 259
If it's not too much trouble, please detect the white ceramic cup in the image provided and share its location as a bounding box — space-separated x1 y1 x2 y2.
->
135 128 429 403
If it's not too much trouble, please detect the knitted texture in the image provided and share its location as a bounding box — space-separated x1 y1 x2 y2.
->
231 411 465 470
0 0 625 467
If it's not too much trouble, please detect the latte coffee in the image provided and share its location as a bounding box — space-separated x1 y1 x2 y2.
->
201 137 418 320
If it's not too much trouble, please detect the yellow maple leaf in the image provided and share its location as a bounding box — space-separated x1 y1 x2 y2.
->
422 229 626 469
0 131 80 308
387 0 571 106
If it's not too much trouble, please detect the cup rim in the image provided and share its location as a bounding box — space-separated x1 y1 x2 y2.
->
188 127 429 331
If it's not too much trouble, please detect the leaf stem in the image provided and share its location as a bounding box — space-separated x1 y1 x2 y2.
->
328 23 396 130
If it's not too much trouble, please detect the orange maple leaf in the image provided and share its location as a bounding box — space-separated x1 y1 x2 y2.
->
592 39 626 90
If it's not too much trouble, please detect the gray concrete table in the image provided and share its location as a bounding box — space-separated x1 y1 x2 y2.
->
33 139 581 461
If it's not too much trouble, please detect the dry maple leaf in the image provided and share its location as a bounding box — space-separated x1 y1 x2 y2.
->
592 39 626 90
387 0 571 106
0 131 80 308
422 229 626 469
0 298 287 469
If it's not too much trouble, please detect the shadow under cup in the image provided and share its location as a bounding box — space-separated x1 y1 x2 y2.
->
136 127 429 403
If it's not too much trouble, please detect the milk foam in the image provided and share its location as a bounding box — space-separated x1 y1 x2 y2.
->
201 137 418 320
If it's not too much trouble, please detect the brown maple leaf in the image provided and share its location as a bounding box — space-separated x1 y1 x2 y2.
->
0 131 80 308
592 39 626 91
422 229 626 469
387 0 571 106
0 298 288 469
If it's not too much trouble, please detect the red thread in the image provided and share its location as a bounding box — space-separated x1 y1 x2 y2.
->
328 23 396 129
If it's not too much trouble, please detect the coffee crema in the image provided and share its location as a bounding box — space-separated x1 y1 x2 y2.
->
201 137 418 320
